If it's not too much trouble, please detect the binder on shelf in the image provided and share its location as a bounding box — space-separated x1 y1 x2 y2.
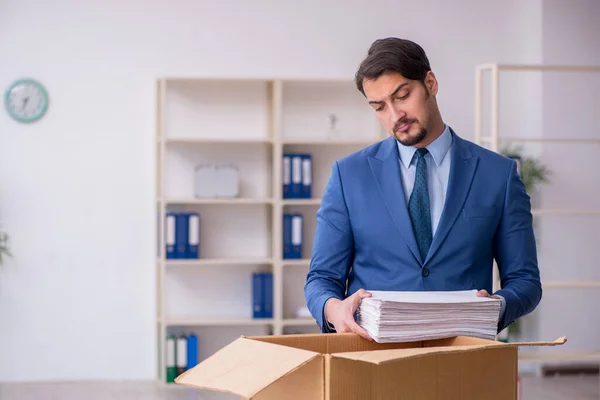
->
186 334 198 369
283 213 303 259
262 272 273 318
283 214 293 259
176 335 188 376
165 211 201 260
252 272 264 318
165 213 176 259
290 154 303 198
251 272 273 319
300 153 312 199
166 335 177 383
282 154 292 198
291 214 303 259
187 212 200 259
174 212 189 259
282 153 312 199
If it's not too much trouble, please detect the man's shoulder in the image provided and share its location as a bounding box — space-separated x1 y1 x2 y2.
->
335 137 391 168
455 134 514 168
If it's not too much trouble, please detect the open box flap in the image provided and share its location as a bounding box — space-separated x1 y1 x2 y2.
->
175 336 320 398
331 336 567 365
504 336 567 347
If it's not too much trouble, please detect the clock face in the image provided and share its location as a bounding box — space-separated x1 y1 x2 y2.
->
4 78 49 123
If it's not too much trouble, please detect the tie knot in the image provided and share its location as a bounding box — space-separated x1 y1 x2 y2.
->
416 148 429 159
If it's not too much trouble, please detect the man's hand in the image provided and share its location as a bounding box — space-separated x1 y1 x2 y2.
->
476 289 499 299
325 289 373 340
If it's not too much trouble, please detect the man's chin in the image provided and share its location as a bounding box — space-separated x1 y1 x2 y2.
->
395 130 427 147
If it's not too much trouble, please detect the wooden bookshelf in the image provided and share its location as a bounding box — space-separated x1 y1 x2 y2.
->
474 63 600 368
155 77 385 383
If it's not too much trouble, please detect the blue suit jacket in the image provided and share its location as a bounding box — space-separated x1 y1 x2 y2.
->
304 130 542 333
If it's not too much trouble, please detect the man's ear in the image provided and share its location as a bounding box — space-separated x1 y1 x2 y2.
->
425 71 438 96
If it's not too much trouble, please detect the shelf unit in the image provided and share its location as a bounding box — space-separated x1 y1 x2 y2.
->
155 77 385 384
475 63 600 370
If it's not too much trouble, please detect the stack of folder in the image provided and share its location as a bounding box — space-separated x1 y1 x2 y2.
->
166 333 198 383
282 153 312 198
165 212 200 259
357 290 502 343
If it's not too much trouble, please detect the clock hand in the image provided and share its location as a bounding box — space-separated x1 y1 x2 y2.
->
22 96 29 110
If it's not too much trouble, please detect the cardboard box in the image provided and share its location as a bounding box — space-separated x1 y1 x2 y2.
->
175 333 566 399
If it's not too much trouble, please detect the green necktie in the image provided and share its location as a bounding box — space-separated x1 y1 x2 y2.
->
408 148 432 261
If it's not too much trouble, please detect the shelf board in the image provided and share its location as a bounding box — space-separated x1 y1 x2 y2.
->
531 209 600 216
519 351 600 364
282 198 322 206
162 76 274 82
542 280 600 288
282 318 317 326
282 139 379 146
162 137 273 145
164 258 274 267
282 258 311 266
160 197 274 205
480 64 600 73
480 136 600 144
164 318 275 326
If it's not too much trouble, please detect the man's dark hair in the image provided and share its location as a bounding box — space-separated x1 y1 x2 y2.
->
355 38 432 96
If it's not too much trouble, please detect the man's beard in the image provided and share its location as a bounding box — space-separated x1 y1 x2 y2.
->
394 125 428 147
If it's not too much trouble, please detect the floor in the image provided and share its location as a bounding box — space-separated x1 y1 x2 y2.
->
0 375 598 399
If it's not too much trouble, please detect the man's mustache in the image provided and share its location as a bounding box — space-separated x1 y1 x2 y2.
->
394 118 416 133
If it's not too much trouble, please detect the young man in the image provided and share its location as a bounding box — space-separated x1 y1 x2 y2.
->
304 38 542 340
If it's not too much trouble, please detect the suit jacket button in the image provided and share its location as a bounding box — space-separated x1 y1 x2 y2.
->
421 267 430 277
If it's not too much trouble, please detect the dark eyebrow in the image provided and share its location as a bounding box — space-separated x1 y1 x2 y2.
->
368 83 409 104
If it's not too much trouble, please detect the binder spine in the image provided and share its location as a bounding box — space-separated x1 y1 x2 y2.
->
263 272 273 318
282 154 291 198
165 213 176 259
291 214 303 259
283 214 292 259
291 155 302 198
176 335 188 375
174 212 189 259
166 335 176 383
187 213 200 259
186 334 198 369
301 154 312 199
252 272 264 318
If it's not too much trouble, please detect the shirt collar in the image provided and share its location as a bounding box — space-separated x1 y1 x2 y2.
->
397 124 453 168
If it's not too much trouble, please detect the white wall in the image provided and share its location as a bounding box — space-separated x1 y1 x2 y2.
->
0 0 547 382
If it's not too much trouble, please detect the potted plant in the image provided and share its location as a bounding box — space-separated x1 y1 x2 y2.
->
0 230 11 265
500 143 551 341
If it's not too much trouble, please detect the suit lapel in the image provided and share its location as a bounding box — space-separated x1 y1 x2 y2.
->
424 132 479 265
368 137 422 264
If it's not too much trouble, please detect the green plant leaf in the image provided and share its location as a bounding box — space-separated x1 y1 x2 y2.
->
500 144 551 194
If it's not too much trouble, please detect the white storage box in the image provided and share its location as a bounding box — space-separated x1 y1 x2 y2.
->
194 164 239 198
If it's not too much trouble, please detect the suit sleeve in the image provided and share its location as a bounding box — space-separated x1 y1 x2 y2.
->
304 161 354 333
493 160 543 332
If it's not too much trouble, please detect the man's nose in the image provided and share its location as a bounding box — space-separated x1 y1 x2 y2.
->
389 105 406 126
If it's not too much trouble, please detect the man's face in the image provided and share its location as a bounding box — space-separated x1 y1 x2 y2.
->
362 71 438 147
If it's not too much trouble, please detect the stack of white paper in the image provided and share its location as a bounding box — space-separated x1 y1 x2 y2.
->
357 290 502 343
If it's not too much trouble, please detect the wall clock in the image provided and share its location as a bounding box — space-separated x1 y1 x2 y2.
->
4 78 49 123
